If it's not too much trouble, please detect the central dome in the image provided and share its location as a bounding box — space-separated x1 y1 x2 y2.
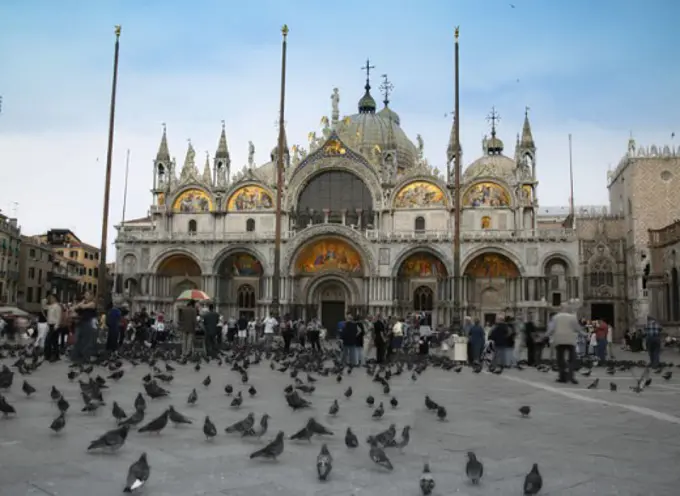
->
336 83 418 172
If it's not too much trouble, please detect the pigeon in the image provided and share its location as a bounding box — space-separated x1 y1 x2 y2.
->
307 418 334 436
372 424 396 447
285 391 312 410
67 370 79 381
344 386 352 399
226 412 255 434
134 393 147 412
165 362 175 372
50 385 62 401
248 385 257 397
436 405 447 421
108 370 124 381
368 437 393 470
328 399 339 416
383 383 390 395
120 408 145 427
465 451 484 484
123 452 150 492
425 395 438 411
243 413 270 439
519 405 531 418
662 370 672 381
167 406 193 425
610 382 617 392
87 424 130 451
203 416 217 440
587 378 599 390
0 395 16 416
230 391 243 408
249 431 284 460
50 412 66 433
390 396 398 408
138 410 169 434
57 395 70 414
187 388 198 405
395 425 411 450
112 401 127 422
523 463 543 495
224 384 233 396
419 462 436 495
290 425 313 443
316 443 333 481
143 381 169 399
345 427 359 448
202 375 211 387
366 395 375 407
22 380 36 397
372 402 384 419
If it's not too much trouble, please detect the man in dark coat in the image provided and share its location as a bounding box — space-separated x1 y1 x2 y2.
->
341 314 359 366
372 315 386 363
202 304 221 357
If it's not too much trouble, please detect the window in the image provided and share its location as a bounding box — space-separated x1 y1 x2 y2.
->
36 288 42 302
38 269 42 283
28 267 35 279
57 250 63 256
188 220 197 233
26 287 33 303
413 286 434 311
589 259 614 288
70 250 78 259
88 268 93 277
237 284 256 309
414 216 425 232
246 218 256 232
94 268 98 278
29 248 36 258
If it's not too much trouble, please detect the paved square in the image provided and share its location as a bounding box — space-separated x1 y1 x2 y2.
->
1 348 679 495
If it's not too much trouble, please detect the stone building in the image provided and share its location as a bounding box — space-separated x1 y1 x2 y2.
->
114 76 580 331
607 137 680 326
17 236 53 314
51 253 83 304
0 211 21 306
647 221 680 336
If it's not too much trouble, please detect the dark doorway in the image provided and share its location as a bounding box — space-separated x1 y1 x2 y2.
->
483 313 496 327
591 303 614 326
322 301 345 338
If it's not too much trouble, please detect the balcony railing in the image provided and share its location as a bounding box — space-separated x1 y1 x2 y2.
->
649 220 680 247
117 227 576 243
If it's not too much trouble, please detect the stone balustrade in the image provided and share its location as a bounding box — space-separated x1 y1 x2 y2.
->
649 220 680 248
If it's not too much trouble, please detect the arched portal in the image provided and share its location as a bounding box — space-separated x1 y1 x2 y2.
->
294 170 374 229
156 254 203 298
215 251 264 318
464 252 520 322
311 279 350 338
395 251 447 325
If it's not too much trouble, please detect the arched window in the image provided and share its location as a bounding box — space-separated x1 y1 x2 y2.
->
413 286 434 312
414 216 425 232
296 171 373 228
237 284 256 309
246 218 255 232
589 259 614 287
188 219 197 233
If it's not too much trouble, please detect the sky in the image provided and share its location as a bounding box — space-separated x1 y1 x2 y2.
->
0 0 678 260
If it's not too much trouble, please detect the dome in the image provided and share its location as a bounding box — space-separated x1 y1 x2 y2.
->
463 154 516 181
337 104 417 172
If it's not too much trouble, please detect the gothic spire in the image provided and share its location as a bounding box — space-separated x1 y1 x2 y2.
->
202 151 212 184
156 123 170 161
520 106 535 149
215 120 230 160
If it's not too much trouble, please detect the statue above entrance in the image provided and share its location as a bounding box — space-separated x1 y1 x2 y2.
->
465 253 519 278
296 238 362 274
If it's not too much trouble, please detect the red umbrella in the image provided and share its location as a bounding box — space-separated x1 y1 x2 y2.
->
176 289 211 301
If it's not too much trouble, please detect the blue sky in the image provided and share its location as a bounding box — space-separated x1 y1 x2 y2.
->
0 0 678 255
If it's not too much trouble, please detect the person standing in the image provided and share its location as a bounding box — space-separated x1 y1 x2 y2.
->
70 291 97 364
524 318 537 366
307 318 322 352
468 318 485 364
594 319 609 362
226 316 238 344
281 315 294 352
202 304 220 358
545 304 584 384
43 295 63 362
263 314 277 348
372 315 386 363
247 316 257 345
489 317 510 368
177 300 198 357
237 313 248 346
355 316 365 365
105 302 122 354
341 314 359 366
297 319 307 349
644 315 663 368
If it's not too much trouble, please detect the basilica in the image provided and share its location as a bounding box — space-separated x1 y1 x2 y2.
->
114 74 581 332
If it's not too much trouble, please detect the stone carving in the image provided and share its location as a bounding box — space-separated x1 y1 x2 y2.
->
296 238 362 274
122 254 137 274
463 182 510 207
248 141 255 168
179 142 199 182
526 247 539 266
322 138 346 156
465 253 519 278
227 185 273 211
394 181 447 208
331 88 340 122
416 134 424 160
399 253 447 279
173 188 212 213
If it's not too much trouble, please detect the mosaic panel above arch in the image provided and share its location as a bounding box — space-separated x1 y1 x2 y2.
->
172 188 212 213
227 185 273 211
398 252 448 279
464 252 519 278
463 182 510 208
157 254 202 277
226 253 263 277
394 181 447 208
295 238 362 275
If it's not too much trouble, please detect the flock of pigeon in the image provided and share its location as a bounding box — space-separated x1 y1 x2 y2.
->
0 342 676 494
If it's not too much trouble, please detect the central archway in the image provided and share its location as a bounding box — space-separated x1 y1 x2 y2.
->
156 253 203 298
395 251 448 325
464 252 520 322
214 250 265 318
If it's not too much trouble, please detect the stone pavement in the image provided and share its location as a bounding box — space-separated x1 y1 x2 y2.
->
0 351 679 496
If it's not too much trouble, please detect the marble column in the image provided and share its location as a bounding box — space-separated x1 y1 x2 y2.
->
323 209 330 223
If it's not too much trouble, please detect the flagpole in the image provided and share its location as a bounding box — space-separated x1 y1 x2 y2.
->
97 25 122 311
452 27 462 332
568 134 574 221
271 25 289 319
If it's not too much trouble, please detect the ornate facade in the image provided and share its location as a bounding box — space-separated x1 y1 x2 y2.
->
114 76 580 331
647 221 680 336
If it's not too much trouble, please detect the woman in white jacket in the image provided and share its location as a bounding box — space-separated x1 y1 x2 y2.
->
36 313 49 350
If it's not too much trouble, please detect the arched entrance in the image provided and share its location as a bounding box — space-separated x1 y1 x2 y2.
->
156 254 202 298
215 251 264 318
464 252 520 322
294 236 364 335
395 251 447 325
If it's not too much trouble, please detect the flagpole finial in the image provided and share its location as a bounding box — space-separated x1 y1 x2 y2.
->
114 25 121 38
281 25 289 38
454 26 460 41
